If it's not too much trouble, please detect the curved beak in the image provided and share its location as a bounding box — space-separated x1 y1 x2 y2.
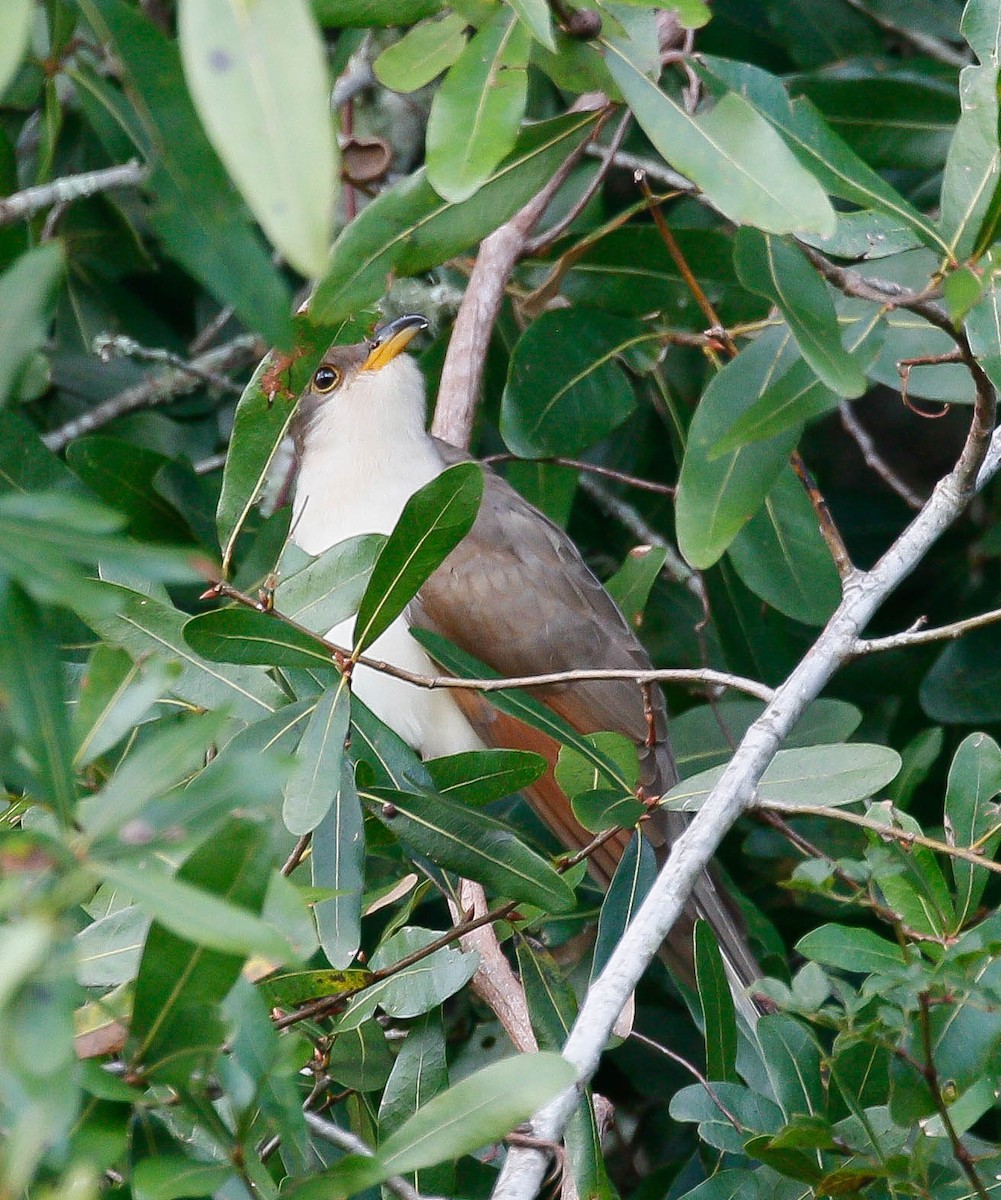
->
362 314 429 371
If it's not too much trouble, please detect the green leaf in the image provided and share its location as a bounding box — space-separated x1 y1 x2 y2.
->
670 1082 783 1154
283 681 351 835
313 0 443 24
0 243 64 406
72 647 180 767
605 544 668 630
178 0 336 277
276 533 385 632
508 0 556 48
361 784 576 912
327 1021 394 1092
424 748 547 804
675 326 802 570
310 109 600 323
353 463 483 654
94 860 292 962
571 789 646 834
944 732 1001 926
77 709 230 839
0 0 32 100
289 1053 577 1198
727 465 841 627
0 581 76 827
184 607 337 671
426 8 529 203
602 38 835 237
500 309 648 457
132 1156 233 1200
921 623 1001 723
663 743 902 812
698 56 946 254
127 819 288 1082
311 750 365 967
0 410 71 496
374 14 468 92
939 59 1000 260
257 967 372 1008
733 230 867 397
796 923 906 973
592 833 656 979
78 0 294 347
82 582 285 721
555 731 639 799
757 1013 824 1118
695 920 738 1082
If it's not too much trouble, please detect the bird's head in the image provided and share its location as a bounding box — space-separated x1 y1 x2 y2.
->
295 314 430 450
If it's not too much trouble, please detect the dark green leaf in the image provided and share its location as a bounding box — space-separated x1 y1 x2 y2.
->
669 1082 783 1153
283 680 351 834
500 309 648 457
602 37 835 237
675 326 803 569
944 732 1001 925
592 833 656 979
311 750 365 967
326 1020 394 1092
362 784 576 912
921 623 1001 723
313 0 443 24
939 59 1000 260
131 1156 233 1200
353 463 483 653
0 243 63 406
0 409 71 496
727 465 841 627
424 748 547 804
183 607 338 671
758 1013 825 1118
796 924 906 973
695 920 738 1083
178 0 336 277
605 544 668 630
276 533 384 633
0 581 76 826
310 110 600 323
127 818 282 1083
426 8 529 203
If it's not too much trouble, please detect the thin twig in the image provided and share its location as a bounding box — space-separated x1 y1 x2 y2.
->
94 333 244 395
917 993 991 1200
842 0 969 67
303 1112 432 1200
838 402 924 510
0 159 147 227
524 109 632 258
205 578 775 702
282 833 311 876
482 452 675 496
630 1031 744 1131
760 801 1001 877
43 334 262 452
853 606 1001 656
790 450 856 580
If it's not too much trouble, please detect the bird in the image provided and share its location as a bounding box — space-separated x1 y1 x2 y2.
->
290 313 759 1009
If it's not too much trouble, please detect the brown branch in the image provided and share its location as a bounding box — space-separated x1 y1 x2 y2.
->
917 992 991 1200
433 103 614 448
630 1031 744 1131
790 450 856 580
481 452 675 496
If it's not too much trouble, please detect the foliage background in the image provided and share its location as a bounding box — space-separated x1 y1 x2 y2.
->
4 1 1001 1199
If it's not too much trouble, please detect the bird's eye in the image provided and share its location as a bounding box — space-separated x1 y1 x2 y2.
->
313 365 342 393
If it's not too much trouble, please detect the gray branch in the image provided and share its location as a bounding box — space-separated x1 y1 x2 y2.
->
43 334 262 453
303 1112 438 1200
0 160 148 228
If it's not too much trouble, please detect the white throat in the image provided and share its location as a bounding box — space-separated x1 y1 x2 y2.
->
291 355 446 555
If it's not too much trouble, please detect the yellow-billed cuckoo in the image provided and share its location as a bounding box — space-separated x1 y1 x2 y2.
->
291 314 759 1004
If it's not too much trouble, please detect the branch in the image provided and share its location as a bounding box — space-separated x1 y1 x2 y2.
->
853 606 1001 656
838 402 924 510
0 160 147 227
489 421 1001 1200
482 452 675 496
303 1113 434 1200
433 103 613 448
842 0 970 67
43 334 262 452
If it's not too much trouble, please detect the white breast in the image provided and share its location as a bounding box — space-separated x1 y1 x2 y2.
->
290 356 482 759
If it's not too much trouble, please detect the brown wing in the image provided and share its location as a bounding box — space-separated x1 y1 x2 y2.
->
418 440 677 796
415 443 759 997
